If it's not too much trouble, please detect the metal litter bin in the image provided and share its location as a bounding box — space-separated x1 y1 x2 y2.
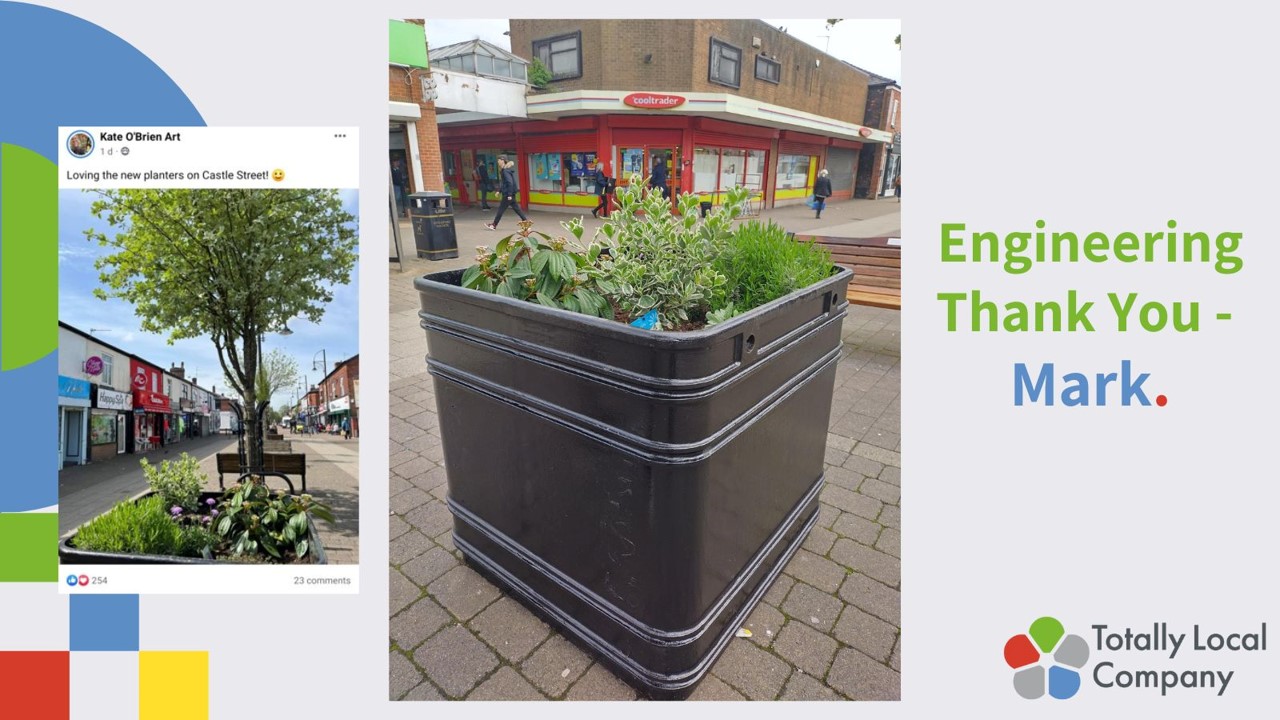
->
409 191 459 260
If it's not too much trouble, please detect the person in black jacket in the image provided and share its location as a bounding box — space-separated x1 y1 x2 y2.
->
813 168 833 219
485 156 528 230
592 161 612 218
649 156 669 201
475 160 492 210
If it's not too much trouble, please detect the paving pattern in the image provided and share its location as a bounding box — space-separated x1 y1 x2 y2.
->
389 201 901 701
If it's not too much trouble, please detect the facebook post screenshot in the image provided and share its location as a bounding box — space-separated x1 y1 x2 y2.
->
57 127 360 594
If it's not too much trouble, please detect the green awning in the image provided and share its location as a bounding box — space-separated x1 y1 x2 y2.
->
389 20 429 68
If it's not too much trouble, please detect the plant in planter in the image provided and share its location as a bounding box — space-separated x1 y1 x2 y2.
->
708 219 834 324
61 455 332 564
589 177 748 329
214 481 334 562
140 452 205 512
71 495 216 558
416 172 852 697
461 219 612 319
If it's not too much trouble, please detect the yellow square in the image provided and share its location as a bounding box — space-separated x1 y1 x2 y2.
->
139 651 208 720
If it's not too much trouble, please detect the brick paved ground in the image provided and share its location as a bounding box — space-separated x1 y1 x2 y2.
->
389 200 900 701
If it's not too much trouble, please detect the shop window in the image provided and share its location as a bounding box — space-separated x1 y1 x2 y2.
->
90 413 116 445
566 152 597 193
618 148 646 180
709 38 742 88
720 149 745 191
693 148 720 194
528 153 562 193
777 154 813 190
694 147 768 202
755 56 781 84
533 32 582 80
745 149 765 190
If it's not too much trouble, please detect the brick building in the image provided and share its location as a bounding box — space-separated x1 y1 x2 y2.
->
318 354 359 437
436 19 894 210
390 19 445 212
855 71 901 199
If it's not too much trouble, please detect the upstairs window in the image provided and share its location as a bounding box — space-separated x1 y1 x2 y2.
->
709 38 742 88
101 353 114 388
533 32 582 80
755 56 781 84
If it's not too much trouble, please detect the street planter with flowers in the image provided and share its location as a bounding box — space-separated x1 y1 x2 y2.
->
59 453 330 565
414 178 851 698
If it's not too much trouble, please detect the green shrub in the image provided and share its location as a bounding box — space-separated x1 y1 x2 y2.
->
528 58 552 89
593 177 748 329
712 220 833 322
73 496 185 556
140 453 206 511
462 218 612 319
215 481 335 562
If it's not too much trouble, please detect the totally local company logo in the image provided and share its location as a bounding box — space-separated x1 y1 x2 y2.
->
1004 616 1090 699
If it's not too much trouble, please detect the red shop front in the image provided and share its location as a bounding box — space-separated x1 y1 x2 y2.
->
438 112 862 212
130 359 170 452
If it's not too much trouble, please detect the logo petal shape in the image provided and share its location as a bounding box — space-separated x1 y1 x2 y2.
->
1013 666 1045 699
1048 666 1082 699
1029 616 1065 653
1053 634 1089 669
1004 634 1039 669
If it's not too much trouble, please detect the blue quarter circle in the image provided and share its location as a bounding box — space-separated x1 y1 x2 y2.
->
0 1 206 160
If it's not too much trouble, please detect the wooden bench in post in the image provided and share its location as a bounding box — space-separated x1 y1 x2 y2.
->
216 452 308 493
795 235 902 310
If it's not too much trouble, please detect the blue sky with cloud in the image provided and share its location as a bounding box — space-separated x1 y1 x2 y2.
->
58 189 360 409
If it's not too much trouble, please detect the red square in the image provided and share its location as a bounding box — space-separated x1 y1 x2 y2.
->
0 651 70 719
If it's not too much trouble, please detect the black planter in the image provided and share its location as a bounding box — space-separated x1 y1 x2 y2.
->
416 266 852 698
59 491 328 565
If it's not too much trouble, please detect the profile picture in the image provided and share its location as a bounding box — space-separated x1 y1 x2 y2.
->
67 131 94 158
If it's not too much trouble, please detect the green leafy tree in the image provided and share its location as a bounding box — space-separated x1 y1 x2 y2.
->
86 189 357 467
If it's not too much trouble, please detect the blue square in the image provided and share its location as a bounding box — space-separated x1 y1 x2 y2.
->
70 595 139 651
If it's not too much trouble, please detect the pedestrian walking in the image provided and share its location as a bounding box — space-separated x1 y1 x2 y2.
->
592 161 612 218
342 417 351 440
475 159 492 210
485 156 528 231
813 168 833 219
391 157 409 217
894 174 901 202
649 156 669 201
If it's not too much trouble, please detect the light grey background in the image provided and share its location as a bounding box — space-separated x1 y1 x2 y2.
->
13 1 1278 716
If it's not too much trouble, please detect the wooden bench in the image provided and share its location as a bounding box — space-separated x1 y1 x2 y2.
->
216 452 308 493
795 235 901 310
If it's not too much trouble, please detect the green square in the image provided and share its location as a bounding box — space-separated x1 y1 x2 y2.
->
0 513 58 582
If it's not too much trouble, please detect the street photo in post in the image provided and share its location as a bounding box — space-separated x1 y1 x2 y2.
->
389 20 901 700
58 127 360 594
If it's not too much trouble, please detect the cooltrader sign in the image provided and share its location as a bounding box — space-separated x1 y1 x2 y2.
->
622 92 686 109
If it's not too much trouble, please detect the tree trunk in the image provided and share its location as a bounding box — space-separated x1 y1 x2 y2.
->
243 337 263 469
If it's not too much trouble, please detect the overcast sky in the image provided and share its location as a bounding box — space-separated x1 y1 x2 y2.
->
424 19 901 82
58 189 360 410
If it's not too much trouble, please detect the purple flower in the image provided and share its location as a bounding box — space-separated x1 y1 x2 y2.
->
201 516 212 524
170 506 183 516
206 498 216 507
210 509 219 517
